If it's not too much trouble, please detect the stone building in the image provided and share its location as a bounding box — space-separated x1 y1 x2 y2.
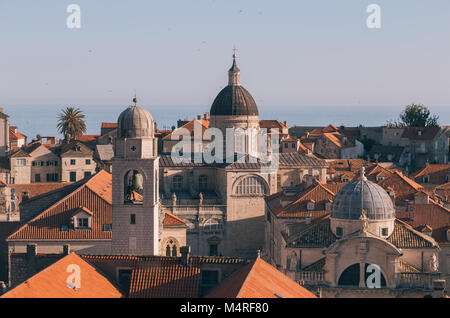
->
265 167 443 297
381 126 449 171
5 170 187 287
8 139 96 184
0 109 9 157
156 54 328 259
59 140 96 182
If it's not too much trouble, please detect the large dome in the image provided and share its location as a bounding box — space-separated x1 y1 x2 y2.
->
331 176 395 220
210 85 259 116
117 105 154 138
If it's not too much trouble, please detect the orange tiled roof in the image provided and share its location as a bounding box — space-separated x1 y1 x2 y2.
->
259 120 288 130
10 183 71 204
80 254 244 297
8 171 113 241
266 183 346 218
101 122 118 129
410 202 450 243
163 118 210 140
1 253 123 298
129 257 200 298
9 127 26 140
8 170 181 241
205 257 317 298
75 134 100 143
412 164 450 184
322 124 339 133
163 209 186 226
377 171 424 206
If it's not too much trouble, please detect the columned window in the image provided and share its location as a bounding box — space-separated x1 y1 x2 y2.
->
234 176 267 196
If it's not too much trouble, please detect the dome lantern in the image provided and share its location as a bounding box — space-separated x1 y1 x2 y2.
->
117 97 155 139
210 52 259 117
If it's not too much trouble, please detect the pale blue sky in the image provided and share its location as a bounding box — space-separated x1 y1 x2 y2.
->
0 0 449 111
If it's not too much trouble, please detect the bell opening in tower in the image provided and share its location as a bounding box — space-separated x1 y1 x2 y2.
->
124 170 144 204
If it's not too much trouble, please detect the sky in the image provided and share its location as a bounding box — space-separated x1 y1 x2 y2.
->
0 0 449 112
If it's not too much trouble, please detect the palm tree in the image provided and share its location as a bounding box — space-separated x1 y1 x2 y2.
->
57 107 87 143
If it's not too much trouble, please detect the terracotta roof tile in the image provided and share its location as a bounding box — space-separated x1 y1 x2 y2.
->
163 209 186 226
259 120 288 130
9 127 26 140
129 257 200 298
80 254 245 298
410 202 450 243
205 257 317 298
286 216 437 249
1 253 123 298
163 118 210 140
412 164 450 184
101 122 118 129
7 170 183 241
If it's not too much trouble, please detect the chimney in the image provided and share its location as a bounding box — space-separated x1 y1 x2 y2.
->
27 244 37 258
180 246 191 265
0 281 6 295
432 280 447 298
63 244 71 256
197 115 201 120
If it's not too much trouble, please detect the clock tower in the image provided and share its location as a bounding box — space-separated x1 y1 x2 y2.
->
111 98 161 255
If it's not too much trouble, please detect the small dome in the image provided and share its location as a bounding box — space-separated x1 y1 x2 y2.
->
117 105 154 138
210 85 259 116
331 178 395 220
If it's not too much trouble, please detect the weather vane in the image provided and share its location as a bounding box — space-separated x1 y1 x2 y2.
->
133 89 138 106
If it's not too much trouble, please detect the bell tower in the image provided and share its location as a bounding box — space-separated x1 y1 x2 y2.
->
111 97 161 255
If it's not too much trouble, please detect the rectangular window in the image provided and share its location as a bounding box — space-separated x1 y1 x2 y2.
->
70 159 76 165
47 173 58 182
77 218 89 228
85 159 91 165
32 161 36 166
209 244 218 256
130 214 136 225
16 159 26 166
54 161 58 166
84 171 92 178
381 228 388 236
103 224 112 232
336 227 343 237
35 174 41 182
70 172 76 182
60 224 69 232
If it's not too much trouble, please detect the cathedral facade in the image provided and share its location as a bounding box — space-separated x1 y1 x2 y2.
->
111 55 328 259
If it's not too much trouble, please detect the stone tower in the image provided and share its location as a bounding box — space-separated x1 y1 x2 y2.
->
209 52 260 160
111 98 161 255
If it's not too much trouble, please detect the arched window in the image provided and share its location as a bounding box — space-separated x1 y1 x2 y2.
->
234 176 267 196
203 218 223 231
199 175 208 191
165 238 178 257
124 170 144 204
172 175 183 191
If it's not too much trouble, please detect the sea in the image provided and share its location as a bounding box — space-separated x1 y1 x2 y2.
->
2 104 449 140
